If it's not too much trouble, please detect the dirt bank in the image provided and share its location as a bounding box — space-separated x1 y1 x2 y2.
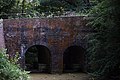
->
30 73 90 80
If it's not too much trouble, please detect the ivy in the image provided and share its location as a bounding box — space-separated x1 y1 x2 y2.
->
87 0 120 79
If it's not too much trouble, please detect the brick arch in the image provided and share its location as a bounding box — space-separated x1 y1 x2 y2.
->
24 45 51 73
63 45 86 73
3 16 94 73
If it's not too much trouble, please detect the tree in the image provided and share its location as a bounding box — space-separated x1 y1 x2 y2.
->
0 0 16 19
87 0 120 79
0 0 92 18
35 0 91 16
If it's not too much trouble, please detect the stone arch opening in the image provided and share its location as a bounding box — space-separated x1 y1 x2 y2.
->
63 46 85 73
25 45 51 73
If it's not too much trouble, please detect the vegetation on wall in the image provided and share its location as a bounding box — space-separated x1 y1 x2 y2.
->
0 0 120 80
86 0 120 79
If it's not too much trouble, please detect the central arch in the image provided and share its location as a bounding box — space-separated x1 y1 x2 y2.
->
25 45 51 73
63 46 85 73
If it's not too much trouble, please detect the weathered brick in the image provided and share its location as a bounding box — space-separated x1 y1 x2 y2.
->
3 16 93 73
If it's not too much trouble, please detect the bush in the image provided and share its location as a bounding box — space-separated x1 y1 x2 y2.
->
0 48 30 80
86 0 120 80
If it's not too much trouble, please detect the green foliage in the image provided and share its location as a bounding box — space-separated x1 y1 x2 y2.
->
0 48 30 80
86 0 120 79
34 0 91 16
0 0 16 18
0 0 92 18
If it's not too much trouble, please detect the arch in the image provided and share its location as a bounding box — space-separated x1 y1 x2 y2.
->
25 45 51 73
63 46 86 73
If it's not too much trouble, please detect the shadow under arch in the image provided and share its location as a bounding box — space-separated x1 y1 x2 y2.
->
63 45 86 73
25 45 51 73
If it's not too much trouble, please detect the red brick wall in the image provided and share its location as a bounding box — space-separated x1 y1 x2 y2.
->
3 16 90 73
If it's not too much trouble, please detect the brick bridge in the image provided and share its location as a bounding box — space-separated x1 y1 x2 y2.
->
0 16 92 73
